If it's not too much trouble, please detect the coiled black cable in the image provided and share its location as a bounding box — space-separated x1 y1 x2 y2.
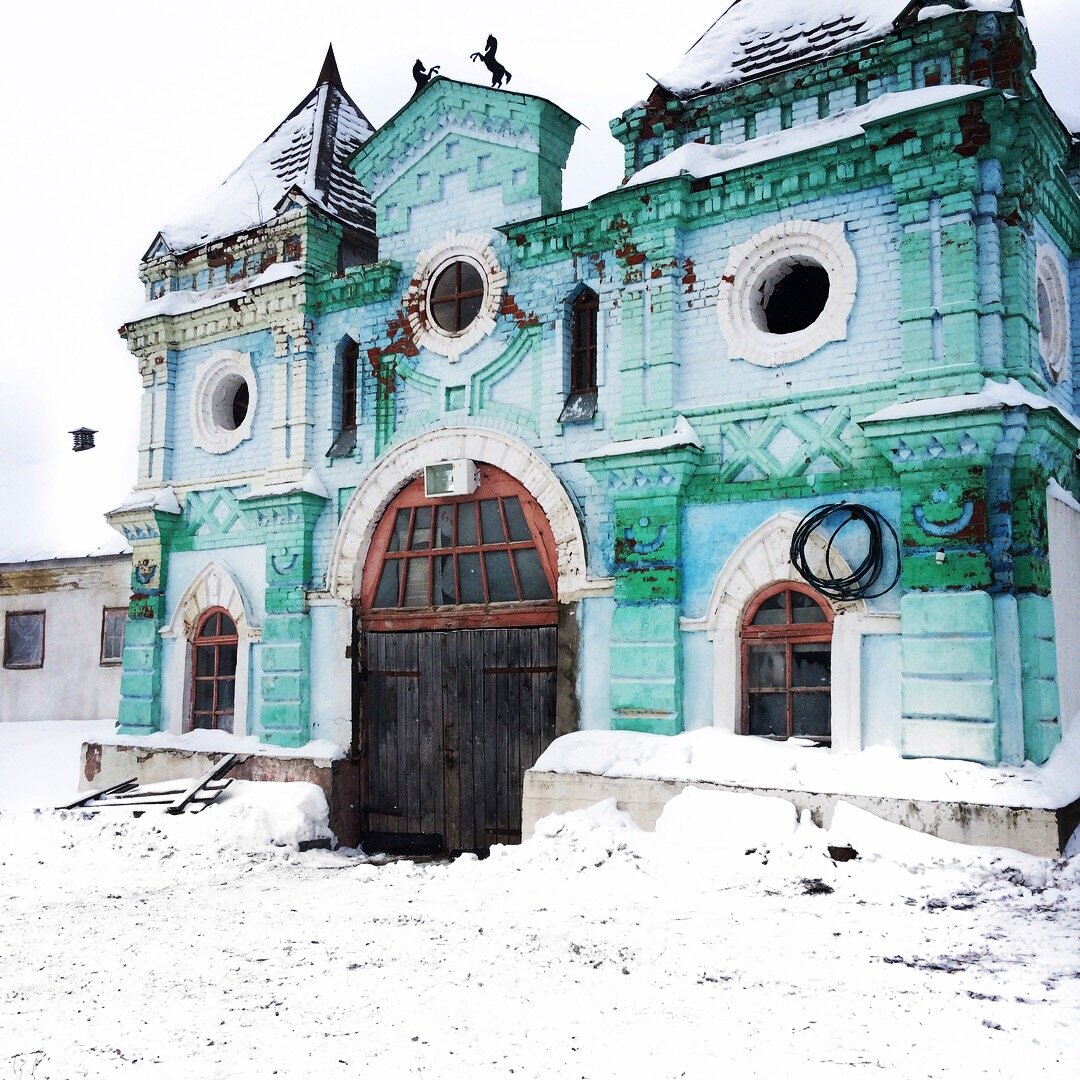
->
789 503 900 601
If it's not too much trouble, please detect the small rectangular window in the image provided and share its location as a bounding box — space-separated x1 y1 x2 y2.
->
100 608 127 666
560 288 600 424
4 611 45 669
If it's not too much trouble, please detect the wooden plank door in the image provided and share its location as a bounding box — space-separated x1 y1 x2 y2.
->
361 627 556 855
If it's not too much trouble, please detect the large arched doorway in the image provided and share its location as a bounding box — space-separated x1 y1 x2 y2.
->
358 464 559 855
741 583 833 744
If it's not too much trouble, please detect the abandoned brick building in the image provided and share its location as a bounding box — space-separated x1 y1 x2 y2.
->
96 1 1080 852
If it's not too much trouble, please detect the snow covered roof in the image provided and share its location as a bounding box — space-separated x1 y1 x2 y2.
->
627 85 990 188
154 46 375 255
656 0 1019 97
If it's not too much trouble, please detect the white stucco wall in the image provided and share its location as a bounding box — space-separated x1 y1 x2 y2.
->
0 555 131 723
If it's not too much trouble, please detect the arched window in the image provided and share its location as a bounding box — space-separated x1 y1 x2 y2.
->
327 337 359 458
741 583 832 744
559 287 599 424
190 608 238 732
361 465 558 631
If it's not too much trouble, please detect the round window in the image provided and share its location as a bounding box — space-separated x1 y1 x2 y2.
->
1035 245 1069 383
754 260 831 335
191 351 258 454
718 221 857 367
211 373 250 432
429 260 486 334
405 234 506 361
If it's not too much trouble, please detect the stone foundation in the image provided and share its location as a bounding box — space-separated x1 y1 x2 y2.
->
80 742 361 847
522 770 1080 858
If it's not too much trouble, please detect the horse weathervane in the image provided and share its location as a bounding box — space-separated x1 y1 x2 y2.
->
412 59 440 93
470 35 511 88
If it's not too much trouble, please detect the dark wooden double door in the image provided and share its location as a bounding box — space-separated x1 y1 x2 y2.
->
361 626 557 855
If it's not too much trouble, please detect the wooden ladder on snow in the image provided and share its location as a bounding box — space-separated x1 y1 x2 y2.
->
62 754 237 815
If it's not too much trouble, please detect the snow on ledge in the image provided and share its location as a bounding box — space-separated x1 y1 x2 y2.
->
110 486 182 516
240 470 330 501
91 727 346 763
580 415 703 460
864 377 1080 432
126 263 304 324
628 86 990 189
532 724 1080 811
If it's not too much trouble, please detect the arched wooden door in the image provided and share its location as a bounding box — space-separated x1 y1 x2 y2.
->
358 465 559 855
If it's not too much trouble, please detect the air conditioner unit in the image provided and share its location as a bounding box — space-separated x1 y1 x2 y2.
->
424 459 479 498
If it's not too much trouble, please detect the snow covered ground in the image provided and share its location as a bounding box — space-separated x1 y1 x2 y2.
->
0 721 1078 1079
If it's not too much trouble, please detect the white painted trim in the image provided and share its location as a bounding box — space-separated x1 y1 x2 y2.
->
190 350 257 454
1035 244 1070 383
717 220 857 367
160 561 261 738
328 428 589 601
831 611 900 754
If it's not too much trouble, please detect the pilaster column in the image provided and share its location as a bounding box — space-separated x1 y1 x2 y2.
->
585 442 701 735
239 489 327 748
105 495 182 736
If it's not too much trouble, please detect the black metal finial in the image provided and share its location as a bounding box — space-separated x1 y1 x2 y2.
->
70 427 97 452
412 59 440 94
470 35 512 88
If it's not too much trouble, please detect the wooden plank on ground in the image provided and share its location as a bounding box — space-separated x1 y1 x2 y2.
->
60 778 138 809
166 754 237 814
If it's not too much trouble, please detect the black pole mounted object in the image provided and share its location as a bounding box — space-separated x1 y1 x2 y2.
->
789 503 901 601
70 427 97 452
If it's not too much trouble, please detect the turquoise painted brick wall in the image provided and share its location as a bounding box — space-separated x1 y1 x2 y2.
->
900 591 999 764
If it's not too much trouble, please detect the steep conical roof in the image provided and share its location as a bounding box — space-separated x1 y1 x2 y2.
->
157 45 375 253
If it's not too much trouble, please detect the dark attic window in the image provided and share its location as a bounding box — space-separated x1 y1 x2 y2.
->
760 261 831 335
328 338 360 459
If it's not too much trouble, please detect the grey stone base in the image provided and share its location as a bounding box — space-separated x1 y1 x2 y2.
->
522 770 1080 858
80 742 361 847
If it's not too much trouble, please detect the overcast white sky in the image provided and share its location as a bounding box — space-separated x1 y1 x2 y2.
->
0 0 1074 560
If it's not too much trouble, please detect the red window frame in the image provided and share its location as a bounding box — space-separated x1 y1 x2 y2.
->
740 582 833 744
189 607 238 732
361 466 558 631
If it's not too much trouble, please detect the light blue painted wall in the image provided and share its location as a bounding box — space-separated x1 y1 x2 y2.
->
579 596 613 729
861 634 901 749
168 329 277 483
681 488 902 620
674 187 904 411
